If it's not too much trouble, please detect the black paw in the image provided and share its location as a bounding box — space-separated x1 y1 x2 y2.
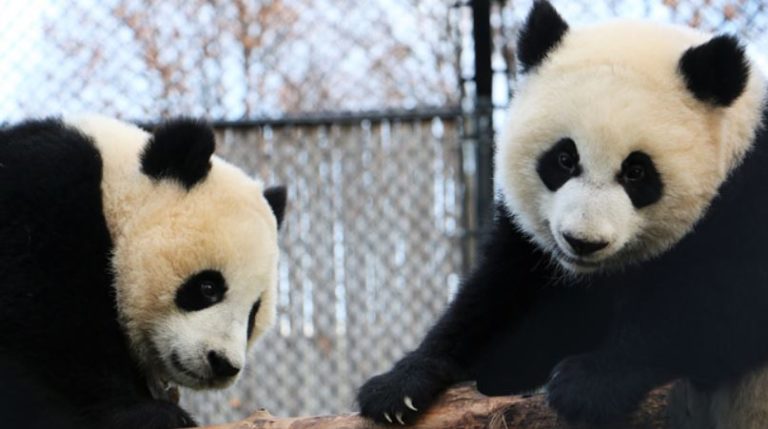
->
98 400 197 429
357 354 461 426
546 354 643 426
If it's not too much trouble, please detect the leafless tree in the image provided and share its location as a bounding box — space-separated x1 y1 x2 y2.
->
36 0 458 119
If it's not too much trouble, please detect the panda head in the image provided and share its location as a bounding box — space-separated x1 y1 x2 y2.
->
497 1 766 274
70 116 286 389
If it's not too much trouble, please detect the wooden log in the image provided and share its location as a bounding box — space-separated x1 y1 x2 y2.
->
200 383 671 429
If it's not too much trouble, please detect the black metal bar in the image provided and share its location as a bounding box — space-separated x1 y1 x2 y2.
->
471 0 495 236
136 106 462 130
473 0 493 101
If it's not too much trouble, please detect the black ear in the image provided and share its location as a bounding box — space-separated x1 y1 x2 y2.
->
141 118 216 189
678 35 749 107
263 186 287 230
517 0 569 73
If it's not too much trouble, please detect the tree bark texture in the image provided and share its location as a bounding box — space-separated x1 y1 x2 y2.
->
200 383 672 429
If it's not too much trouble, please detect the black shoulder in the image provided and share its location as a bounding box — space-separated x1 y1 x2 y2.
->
0 118 103 190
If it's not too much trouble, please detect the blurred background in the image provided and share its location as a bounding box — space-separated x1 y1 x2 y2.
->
1 0 765 424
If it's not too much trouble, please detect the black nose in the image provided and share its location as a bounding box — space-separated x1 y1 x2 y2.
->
563 233 609 256
207 351 240 378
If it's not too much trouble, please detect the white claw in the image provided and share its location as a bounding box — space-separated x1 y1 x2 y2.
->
384 412 393 423
404 396 418 411
396 412 405 425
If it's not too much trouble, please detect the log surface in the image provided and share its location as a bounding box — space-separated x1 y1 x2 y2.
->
201 384 671 429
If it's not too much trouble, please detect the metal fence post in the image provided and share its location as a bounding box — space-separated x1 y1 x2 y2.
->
472 0 495 236
459 0 495 273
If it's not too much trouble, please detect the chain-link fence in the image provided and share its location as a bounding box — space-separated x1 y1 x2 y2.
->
1 0 767 425
177 111 464 424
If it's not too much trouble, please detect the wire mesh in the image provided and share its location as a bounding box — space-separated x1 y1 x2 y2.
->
179 115 464 424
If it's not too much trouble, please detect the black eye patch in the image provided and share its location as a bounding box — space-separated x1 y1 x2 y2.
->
617 151 663 208
175 270 227 312
246 298 262 339
537 137 581 191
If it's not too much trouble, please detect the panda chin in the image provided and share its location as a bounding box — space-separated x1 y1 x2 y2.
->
552 248 605 274
169 352 206 384
155 352 230 390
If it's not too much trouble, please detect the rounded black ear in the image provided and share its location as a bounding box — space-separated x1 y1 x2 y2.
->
141 118 215 189
517 0 569 73
263 186 287 230
678 35 749 107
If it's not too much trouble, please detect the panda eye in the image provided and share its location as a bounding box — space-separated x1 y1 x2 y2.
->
557 151 577 172
618 151 663 209
246 298 262 339
537 138 581 192
175 270 228 312
623 164 646 182
199 281 220 302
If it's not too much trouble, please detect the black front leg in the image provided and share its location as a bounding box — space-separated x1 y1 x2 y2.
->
547 349 674 425
357 206 550 425
357 351 465 425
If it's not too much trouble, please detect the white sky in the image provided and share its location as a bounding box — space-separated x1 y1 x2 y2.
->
0 0 48 109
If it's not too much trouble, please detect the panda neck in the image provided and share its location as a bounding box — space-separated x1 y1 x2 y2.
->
718 65 768 176
65 115 157 241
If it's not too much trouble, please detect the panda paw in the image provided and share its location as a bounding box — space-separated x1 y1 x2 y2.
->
546 354 642 426
357 354 460 426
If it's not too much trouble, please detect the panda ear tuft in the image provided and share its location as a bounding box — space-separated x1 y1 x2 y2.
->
141 118 216 189
678 34 750 107
517 0 569 73
263 186 287 230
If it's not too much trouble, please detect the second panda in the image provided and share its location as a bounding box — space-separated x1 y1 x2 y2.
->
358 1 768 426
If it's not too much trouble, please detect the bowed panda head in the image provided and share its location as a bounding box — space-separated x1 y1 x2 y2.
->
69 116 287 390
497 1 766 273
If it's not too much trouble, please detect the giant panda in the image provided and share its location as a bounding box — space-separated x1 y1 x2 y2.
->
0 115 286 429
357 1 768 426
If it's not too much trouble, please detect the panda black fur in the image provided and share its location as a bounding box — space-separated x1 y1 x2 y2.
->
358 1 768 426
0 117 286 429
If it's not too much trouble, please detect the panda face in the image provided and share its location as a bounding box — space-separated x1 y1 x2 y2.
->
111 158 279 389
67 116 284 390
534 136 665 270
495 8 766 274
498 61 749 274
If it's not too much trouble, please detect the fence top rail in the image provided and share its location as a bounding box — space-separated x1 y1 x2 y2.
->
136 106 462 130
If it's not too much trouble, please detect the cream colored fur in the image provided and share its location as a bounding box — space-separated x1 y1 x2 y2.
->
496 20 766 273
65 115 278 390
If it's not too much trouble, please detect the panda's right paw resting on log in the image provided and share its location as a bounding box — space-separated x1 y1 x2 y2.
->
357 353 462 426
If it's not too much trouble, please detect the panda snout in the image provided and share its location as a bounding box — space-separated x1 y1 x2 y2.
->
562 233 609 256
207 351 241 378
